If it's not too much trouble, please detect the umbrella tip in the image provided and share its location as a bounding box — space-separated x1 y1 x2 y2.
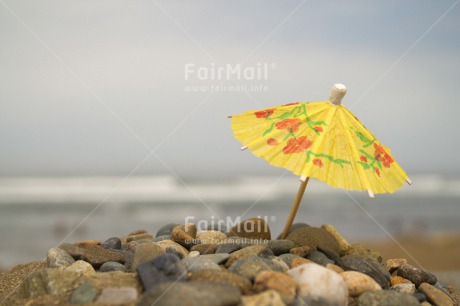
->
329 84 347 106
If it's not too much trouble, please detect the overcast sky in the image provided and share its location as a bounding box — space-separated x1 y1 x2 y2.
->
1 1 459 178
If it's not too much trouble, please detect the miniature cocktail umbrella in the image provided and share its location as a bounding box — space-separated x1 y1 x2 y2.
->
230 84 411 239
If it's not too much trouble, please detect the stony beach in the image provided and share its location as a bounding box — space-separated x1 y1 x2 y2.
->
1 218 459 306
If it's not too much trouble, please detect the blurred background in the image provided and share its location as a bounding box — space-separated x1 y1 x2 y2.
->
1 0 459 286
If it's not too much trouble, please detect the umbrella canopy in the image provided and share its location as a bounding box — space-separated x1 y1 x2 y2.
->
231 84 410 197
230 84 411 238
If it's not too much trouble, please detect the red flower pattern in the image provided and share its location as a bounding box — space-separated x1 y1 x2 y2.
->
314 126 323 133
267 138 278 146
313 158 323 167
254 108 275 118
276 118 302 133
284 102 299 106
375 168 380 177
282 136 312 154
374 143 394 168
360 155 368 162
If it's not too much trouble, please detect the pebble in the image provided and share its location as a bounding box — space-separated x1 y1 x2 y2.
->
254 270 297 304
390 283 416 295
99 261 127 272
81 245 125 268
58 243 86 259
136 253 186 291
138 281 241 306
343 243 382 262
216 243 242 254
73 240 101 248
286 226 340 254
188 269 252 294
101 237 122 250
357 290 420 306
326 263 344 274
199 253 230 264
290 257 313 268
419 282 454 306
279 254 302 267
156 240 189 259
153 235 173 242
86 271 141 290
267 240 295 256
66 260 95 275
206 223 227 232
131 242 166 270
225 244 273 268
155 223 180 237
69 282 97 304
182 256 221 272
171 223 197 248
340 256 390 289
228 255 284 280
397 263 437 287
129 229 148 235
127 232 153 242
287 263 348 306
96 287 138 305
321 224 351 255
228 217 271 240
390 275 411 285
19 269 83 298
386 258 407 272
270 257 290 272
307 251 334 266
191 243 217 254
241 289 286 306
188 250 200 257
414 292 427 302
47 247 75 269
196 230 227 244
341 271 382 297
276 222 310 239
290 245 314 257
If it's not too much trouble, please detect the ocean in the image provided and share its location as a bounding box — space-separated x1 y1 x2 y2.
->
0 175 459 268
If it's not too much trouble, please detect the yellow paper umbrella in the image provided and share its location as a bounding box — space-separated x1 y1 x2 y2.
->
230 84 411 238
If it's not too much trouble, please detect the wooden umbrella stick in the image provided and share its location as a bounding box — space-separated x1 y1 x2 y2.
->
281 177 309 239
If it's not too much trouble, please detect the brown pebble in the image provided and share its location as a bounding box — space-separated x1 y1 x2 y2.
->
190 244 217 254
290 257 313 268
128 229 149 236
126 233 153 242
419 283 454 306
390 276 411 286
253 270 297 304
290 246 313 257
73 240 101 248
386 258 408 273
326 263 344 274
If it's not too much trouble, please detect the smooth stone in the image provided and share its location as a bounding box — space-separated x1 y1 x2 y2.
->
155 223 180 237
182 257 221 272
19 269 84 298
221 237 267 247
86 271 141 291
357 290 420 306
138 281 241 306
99 261 127 272
414 292 427 302
271 257 290 272
343 243 382 262
66 260 95 275
156 240 189 259
341 271 382 297
127 232 153 242
69 282 97 304
188 250 200 257
136 253 186 291
291 257 314 268
191 243 217 254
129 229 149 235
58 243 86 259
215 243 242 254
419 282 454 306
267 240 295 256
290 245 314 257
276 223 310 239
47 247 75 269
73 240 101 248
101 237 122 250
397 263 437 287
199 253 230 264
96 287 138 305
279 254 302 267
196 230 227 244
307 251 334 266
188 269 252 294
172 223 197 247
81 245 125 267
287 263 348 306
228 255 284 281
286 227 340 254
386 258 407 273
131 242 165 270
153 235 172 242
321 224 351 255
254 270 296 304
228 217 271 240
326 263 344 274
390 283 416 295
241 289 286 306
225 244 273 268
391 275 411 285
340 256 390 289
